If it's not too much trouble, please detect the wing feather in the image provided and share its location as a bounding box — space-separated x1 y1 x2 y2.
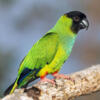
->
18 32 59 76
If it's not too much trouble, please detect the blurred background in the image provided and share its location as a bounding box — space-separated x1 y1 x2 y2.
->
0 0 100 99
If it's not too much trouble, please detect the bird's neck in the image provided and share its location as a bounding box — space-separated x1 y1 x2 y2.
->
48 16 77 55
49 15 76 36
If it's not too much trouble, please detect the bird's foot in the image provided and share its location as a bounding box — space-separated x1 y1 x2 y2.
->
52 73 74 82
53 73 70 79
39 77 55 85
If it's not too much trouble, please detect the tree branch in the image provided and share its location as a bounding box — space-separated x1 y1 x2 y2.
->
2 65 100 100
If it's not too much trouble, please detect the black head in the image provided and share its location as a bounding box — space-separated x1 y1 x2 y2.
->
65 11 89 33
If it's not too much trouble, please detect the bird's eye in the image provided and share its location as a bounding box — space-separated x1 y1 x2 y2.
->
73 16 80 22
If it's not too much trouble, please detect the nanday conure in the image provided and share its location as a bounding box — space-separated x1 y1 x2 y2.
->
4 11 89 95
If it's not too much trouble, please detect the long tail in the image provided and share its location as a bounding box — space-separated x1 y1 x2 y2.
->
4 68 39 96
4 81 18 96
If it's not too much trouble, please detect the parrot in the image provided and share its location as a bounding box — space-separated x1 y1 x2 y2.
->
4 11 89 95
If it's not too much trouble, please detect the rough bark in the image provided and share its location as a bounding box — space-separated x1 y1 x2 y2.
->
2 65 100 100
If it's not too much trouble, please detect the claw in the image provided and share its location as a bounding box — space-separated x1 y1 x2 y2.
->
39 77 55 85
52 73 74 82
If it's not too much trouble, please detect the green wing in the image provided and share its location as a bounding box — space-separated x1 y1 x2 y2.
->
18 32 59 77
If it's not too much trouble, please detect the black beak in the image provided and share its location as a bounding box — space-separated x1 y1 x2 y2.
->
80 18 89 30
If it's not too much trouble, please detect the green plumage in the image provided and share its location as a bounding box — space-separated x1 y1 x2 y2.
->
4 11 89 95
18 32 59 87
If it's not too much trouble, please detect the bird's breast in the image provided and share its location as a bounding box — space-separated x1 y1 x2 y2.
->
61 36 76 56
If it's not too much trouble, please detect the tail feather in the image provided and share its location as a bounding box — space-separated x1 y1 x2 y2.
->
4 81 17 96
4 68 40 96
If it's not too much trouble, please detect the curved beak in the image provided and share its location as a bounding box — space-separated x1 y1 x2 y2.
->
80 18 89 30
